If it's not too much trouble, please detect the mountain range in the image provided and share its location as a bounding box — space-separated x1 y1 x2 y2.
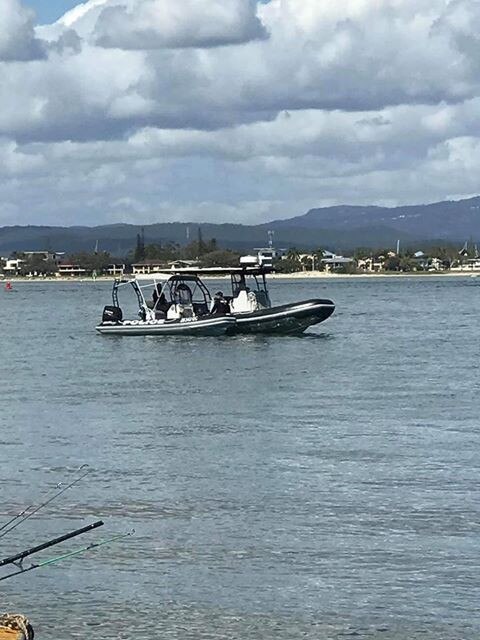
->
1 196 479 256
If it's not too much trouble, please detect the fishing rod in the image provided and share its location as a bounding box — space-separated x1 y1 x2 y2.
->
0 530 133 583
0 520 104 569
0 465 90 539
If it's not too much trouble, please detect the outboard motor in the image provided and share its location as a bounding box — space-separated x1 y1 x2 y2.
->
102 305 123 323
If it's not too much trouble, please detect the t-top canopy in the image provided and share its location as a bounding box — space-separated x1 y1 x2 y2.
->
142 266 274 277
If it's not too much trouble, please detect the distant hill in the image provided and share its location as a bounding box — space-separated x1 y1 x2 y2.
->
0 222 414 255
270 196 480 240
0 196 478 255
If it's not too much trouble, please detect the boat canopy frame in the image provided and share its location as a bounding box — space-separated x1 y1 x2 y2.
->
139 266 272 301
159 274 212 307
111 274 213 315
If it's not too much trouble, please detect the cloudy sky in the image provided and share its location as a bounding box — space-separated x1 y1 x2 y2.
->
1 0 479 226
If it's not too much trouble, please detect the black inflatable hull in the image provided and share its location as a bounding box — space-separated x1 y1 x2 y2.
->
230 299 335 335
96 315 236 336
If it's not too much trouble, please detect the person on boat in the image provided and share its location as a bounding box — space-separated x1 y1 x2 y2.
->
156 293 169 313
211 291 230 315
154 292 170 319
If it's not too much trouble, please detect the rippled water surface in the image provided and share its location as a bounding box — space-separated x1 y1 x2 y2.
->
1 276 479 639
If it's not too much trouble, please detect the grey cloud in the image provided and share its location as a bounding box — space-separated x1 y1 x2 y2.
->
92 0 268 50
2 0 480 226
14 0 480 147
45 29 83 55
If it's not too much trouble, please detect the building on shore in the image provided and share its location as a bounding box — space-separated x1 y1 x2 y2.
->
106 264 126 276
57 264 87 277
168 259 200 270
357 256 385 272
132 260 167 274
321 252 355 272
23 251 65 262
451 257 480 271
2 258 25 275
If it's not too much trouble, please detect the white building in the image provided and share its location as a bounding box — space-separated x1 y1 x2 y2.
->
3 258 25 274
321 252 355 272
451 258 480 271
106 264 126 276
57 264 87 276
132 260 166 275
253 247 282 267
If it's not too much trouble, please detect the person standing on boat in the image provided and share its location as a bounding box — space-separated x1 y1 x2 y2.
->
211 291 230 315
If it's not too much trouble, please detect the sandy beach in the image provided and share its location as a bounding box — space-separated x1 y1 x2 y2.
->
2 270 479 283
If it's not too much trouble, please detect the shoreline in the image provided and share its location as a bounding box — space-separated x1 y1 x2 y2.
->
2 271 480 283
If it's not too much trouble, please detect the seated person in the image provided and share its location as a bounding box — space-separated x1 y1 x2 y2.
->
156 292 169 314
211 291 230 315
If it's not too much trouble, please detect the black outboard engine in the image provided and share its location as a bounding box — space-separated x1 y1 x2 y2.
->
102 305 123 323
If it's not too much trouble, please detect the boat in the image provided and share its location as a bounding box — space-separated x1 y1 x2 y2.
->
96 273 236 336
176 266 335 334
103 266 335 335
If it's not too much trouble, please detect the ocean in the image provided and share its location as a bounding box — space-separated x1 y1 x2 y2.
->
1 276 479 639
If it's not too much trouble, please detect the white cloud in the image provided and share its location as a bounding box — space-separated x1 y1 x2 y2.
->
0 0 45 60
40 0 267 49
0 137 44 174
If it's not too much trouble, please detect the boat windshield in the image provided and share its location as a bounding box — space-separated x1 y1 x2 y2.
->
163 276 211 306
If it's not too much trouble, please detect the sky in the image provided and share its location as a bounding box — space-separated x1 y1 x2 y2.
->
24 0 80 23
1 0 480 227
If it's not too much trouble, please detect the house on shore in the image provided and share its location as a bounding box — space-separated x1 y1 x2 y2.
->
2 258 24 275
168 259 200 270
357 256 385 272
23 251 65 263
132 260 166 274
106 264 126 276
57 264 87 277
321 251 355 272
451 257 480 271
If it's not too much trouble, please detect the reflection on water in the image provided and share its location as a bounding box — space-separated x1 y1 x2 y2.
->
1 276 480 638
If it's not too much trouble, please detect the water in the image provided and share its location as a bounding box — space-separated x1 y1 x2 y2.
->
1 276 479 639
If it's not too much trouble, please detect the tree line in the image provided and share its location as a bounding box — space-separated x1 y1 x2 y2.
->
3 239 475 276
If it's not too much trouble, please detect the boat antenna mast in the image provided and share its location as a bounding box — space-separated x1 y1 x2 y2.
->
268 230 274 249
